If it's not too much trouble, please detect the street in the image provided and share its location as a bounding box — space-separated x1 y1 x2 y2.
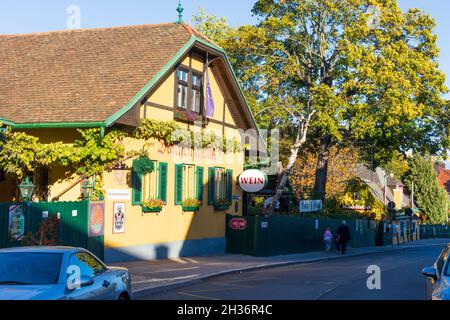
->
142 245 443 300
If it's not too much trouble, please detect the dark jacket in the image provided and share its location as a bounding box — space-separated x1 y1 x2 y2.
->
337 224 351 243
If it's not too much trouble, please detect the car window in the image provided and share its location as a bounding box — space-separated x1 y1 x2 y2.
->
68 252 106 278
436 247 449 276
0 253 62 285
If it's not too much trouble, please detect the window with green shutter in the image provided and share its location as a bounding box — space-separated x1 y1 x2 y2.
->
158 162 168 204
132 159 143 206
133 159 167 207
174 164 183 205
208 167 215 205
196 166 204 202
175 164 204 205
226 169 233 203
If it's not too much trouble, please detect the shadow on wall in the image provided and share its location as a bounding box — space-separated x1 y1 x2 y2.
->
103 180 235 263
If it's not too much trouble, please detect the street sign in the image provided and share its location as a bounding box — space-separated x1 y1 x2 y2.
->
230 218 247 230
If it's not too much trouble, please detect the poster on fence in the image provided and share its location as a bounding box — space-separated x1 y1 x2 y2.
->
88 201 105 238
113 202 125 234
9 205 25 241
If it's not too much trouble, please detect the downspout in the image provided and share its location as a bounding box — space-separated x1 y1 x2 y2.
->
100 125 105 141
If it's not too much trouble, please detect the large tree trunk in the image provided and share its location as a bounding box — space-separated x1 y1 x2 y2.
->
266 147 299 216
313 134 332 199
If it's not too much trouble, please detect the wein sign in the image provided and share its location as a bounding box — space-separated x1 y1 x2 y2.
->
239 169 267 193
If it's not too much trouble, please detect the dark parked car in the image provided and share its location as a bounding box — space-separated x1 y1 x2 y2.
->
422 244 450 300
0 247 132 300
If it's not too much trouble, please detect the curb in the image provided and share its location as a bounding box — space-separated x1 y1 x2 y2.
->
132 242 448 299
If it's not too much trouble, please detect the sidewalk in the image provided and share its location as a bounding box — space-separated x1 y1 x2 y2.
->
114 239 450 298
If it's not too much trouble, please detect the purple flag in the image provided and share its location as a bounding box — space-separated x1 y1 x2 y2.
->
205 63 215 118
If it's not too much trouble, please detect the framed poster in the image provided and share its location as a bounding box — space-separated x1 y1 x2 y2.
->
9 205 25 241
113 202 126 234
88 201 105 238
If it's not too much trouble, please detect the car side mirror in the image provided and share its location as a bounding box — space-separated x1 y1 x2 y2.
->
422 267 437 280
79 275 94 288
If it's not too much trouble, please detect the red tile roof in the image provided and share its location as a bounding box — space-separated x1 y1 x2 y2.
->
0 23 198 124
437 166 450 194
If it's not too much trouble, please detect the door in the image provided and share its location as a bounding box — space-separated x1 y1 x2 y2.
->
65 252 115 300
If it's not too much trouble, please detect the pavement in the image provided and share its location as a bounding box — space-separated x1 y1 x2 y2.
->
113 239 449 299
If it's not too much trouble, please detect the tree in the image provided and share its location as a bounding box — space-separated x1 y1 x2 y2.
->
193 1 448 216
404 155 448 224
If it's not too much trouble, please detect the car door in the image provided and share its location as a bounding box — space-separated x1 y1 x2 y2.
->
431 247 450 300
65 252 114 300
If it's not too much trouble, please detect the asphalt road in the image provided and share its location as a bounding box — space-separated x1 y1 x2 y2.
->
142 245 443 300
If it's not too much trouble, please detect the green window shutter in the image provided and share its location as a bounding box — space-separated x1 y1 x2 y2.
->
158 162 168 204
174 164 183 205
132 159 142 206
226 169 233 203
196 166 204 202
208 167 215 205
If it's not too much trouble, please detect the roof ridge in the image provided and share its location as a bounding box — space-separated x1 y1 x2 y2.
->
0 22 180 38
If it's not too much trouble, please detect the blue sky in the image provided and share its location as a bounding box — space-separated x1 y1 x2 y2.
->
0 1 448 88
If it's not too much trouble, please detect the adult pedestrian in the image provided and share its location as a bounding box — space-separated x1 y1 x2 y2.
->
337 220 351 255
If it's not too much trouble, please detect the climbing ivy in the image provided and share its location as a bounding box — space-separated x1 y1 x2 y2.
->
0 118 242 195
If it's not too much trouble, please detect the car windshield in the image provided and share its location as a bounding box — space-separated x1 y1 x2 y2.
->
0 252 63 285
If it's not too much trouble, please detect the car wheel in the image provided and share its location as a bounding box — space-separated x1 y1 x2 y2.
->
118 293 130 300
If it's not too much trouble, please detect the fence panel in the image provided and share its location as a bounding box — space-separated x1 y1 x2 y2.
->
0 201 104 260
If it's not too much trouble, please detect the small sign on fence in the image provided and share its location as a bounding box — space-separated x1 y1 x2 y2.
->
230 218 247 231
300 200 323 213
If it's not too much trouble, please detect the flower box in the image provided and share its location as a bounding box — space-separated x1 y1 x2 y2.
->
214 205 230 211
142 206 163 213
182 206 200 212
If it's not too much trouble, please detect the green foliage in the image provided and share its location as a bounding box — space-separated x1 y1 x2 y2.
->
404 155 448 224
134 119 180 145
133 156 155 176
382 152 410 180
193 1 449 176
182 198 201 208
326 178 385 220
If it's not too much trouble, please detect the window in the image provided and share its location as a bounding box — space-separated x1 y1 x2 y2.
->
132 160 168 206
183 164 196 201
208 167 233 207
191 73 202 113
142 160 158 202
0 253 62 285
215 168 227 203
69 252 106 278
437 247 449 276
175 164 204 205
175 67 203 113
176 68 189 109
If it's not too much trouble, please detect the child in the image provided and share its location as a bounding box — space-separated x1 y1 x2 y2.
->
323 228 333 253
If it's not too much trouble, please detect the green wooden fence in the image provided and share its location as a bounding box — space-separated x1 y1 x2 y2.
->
0 201 104 260
420 224 450 239
226 214 379 257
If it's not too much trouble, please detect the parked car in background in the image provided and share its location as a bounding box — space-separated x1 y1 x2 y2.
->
0 247 132 300
422 244 450 300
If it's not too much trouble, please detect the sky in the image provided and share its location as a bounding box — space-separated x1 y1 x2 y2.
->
0 0 448 87
1 0 449 166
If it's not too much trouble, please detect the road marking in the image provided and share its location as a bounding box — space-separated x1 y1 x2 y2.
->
141 266 199 274
133 274 199 284
177 291 220 300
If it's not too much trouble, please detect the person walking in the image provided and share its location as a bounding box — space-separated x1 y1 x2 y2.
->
337 220 351 255
323 228 333 253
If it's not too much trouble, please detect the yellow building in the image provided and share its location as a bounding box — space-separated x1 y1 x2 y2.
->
0 23 261 262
